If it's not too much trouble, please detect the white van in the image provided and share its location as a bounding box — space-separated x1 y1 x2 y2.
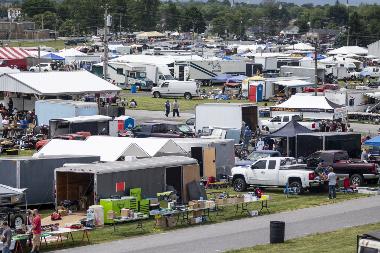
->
151 80 199 99
361 67 380 78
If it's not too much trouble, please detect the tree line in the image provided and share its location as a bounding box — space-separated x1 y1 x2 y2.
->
1 0 380 46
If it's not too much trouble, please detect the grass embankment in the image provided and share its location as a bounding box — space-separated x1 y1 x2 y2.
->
121 93 272 111
8 40 66 50
37 188 368 251
229 222 380 253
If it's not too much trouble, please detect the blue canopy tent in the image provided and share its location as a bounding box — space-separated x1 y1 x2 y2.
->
364 136 380 147
41 53 65 61
212 73 233 83
306 53 326 60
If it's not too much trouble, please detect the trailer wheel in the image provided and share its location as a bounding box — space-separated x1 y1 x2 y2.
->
153 91 161 98
11 214 25 228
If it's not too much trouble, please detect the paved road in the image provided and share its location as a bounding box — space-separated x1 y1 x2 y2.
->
53 195 380 253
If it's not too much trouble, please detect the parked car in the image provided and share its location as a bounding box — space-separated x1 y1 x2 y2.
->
231 157 319 194
151 80 200 99
235 150 282 166
361 67 380 78
132 122 194 138
29 63 53 72
260 114 320 132
357 231 380 253
35 132 91 151
303 150 379 186
303 84 339 93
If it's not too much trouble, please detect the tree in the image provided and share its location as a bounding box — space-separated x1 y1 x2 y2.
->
59 19 75 36
326 1 348 27
133 0 160 31
181 6 206 33
22 0 56 17
162 1 181 31
211 16 227 36
32 11 58 30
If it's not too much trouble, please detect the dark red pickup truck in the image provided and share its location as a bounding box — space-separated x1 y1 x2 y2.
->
304 150 379 186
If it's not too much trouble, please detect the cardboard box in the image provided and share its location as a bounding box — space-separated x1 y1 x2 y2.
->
166 216 177 227
107 210 115 220
190 217 203 224
192 210 203 218
198 201 206 209
236 196 244 203
216 198 225 206
120 208 130 218
155 217 167 228
58 209 68 216
227 197 237 205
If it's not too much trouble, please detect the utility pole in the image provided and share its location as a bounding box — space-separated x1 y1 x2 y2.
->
346 0 350 46
41 15 44 30
314 41 318 96
38 45 41 72
103 5 111 80
119 13 122 39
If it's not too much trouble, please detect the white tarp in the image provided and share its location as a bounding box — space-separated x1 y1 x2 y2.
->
0 67 20 75
274 80 314 87
0 71 121 95
365 92 380 100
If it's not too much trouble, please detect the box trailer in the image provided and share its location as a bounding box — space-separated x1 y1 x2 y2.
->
296 132 361 158
49 115 112 137
280 66 325 82
55 156 200 206
0 156 100 205
254 56 278 72
35 99 98 126
195 103 258 133
173 138 235 177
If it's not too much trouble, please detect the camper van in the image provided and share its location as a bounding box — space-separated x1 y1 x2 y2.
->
152 80 199 99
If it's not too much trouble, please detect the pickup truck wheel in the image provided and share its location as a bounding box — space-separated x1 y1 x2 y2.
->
233 177 247 192
153 91 161 98
289 181 303 195
350 174 363 186
184 92 192 100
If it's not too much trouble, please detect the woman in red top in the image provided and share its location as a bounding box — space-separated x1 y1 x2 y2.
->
31 209 41 253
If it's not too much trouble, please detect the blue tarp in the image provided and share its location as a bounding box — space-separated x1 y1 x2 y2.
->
227 75 247 83
212 74 233 83
306 53 326 60
364 136 380 147
41 53 65 61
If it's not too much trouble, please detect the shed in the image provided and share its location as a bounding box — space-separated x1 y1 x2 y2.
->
54 156 200 205
0 155 100 205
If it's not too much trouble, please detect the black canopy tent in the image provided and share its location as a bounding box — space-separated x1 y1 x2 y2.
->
268 120 313 156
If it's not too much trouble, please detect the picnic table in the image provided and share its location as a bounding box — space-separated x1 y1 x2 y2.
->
47 227 92 246
112 215 149 231
215 195 271 216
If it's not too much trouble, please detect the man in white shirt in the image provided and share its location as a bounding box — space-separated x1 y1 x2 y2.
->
327 167 337 199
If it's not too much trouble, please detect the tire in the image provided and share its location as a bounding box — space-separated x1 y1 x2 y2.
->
184 92 192 100
153 91 161 98
289 180 303 195
350 174 363 186
233 177 247 192
11 214 25 228
30 69 35 72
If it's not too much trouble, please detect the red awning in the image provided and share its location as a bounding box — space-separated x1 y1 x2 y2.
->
0 47 32 60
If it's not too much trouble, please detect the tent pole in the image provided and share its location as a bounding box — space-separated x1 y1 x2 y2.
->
295 136 298 158
287 137 289 156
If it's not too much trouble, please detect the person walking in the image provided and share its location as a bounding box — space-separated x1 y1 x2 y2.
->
1 222 11 253
327 167 337 200
164 100 171 117
31 209 41 253
172 99 180 117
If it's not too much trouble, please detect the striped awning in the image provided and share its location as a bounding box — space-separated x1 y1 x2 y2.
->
0 47 32 60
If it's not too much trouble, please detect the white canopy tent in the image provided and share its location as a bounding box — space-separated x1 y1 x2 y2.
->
327 46 368 56
0 71 121 96
270 95 346 120
57 48 101 64
274 80 314 88
285 43 314 51
0 67 20 76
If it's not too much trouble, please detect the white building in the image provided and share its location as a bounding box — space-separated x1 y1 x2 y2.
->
7 8 21 21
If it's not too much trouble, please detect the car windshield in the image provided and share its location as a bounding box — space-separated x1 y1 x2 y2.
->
164 75 174 80
40 63 49 67
177 124 192 132
247 152 272 161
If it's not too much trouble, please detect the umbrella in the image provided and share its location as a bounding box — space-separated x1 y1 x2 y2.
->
41 53 65 61
212 73 233 83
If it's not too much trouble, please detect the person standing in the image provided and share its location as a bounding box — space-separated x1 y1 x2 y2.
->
1 222 11 253
1 116 9 139
164 100 171 117
327 167 337 199
361 148 369 162
172 99 180 117
243 126 252 149
256 138 265 151
31 209 41 253
7 98 13 112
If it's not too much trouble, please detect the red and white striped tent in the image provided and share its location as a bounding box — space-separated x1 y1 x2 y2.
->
0 47 32 60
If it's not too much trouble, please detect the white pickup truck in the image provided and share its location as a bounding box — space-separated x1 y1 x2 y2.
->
260 114 319 132
231 157 320 194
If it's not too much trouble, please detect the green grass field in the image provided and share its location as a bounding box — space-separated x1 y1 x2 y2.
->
7 40 66 50
228 222 380 253
36 188 368 251
121 93 272 111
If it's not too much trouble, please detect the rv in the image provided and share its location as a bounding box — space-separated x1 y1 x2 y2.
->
174 60 247 85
